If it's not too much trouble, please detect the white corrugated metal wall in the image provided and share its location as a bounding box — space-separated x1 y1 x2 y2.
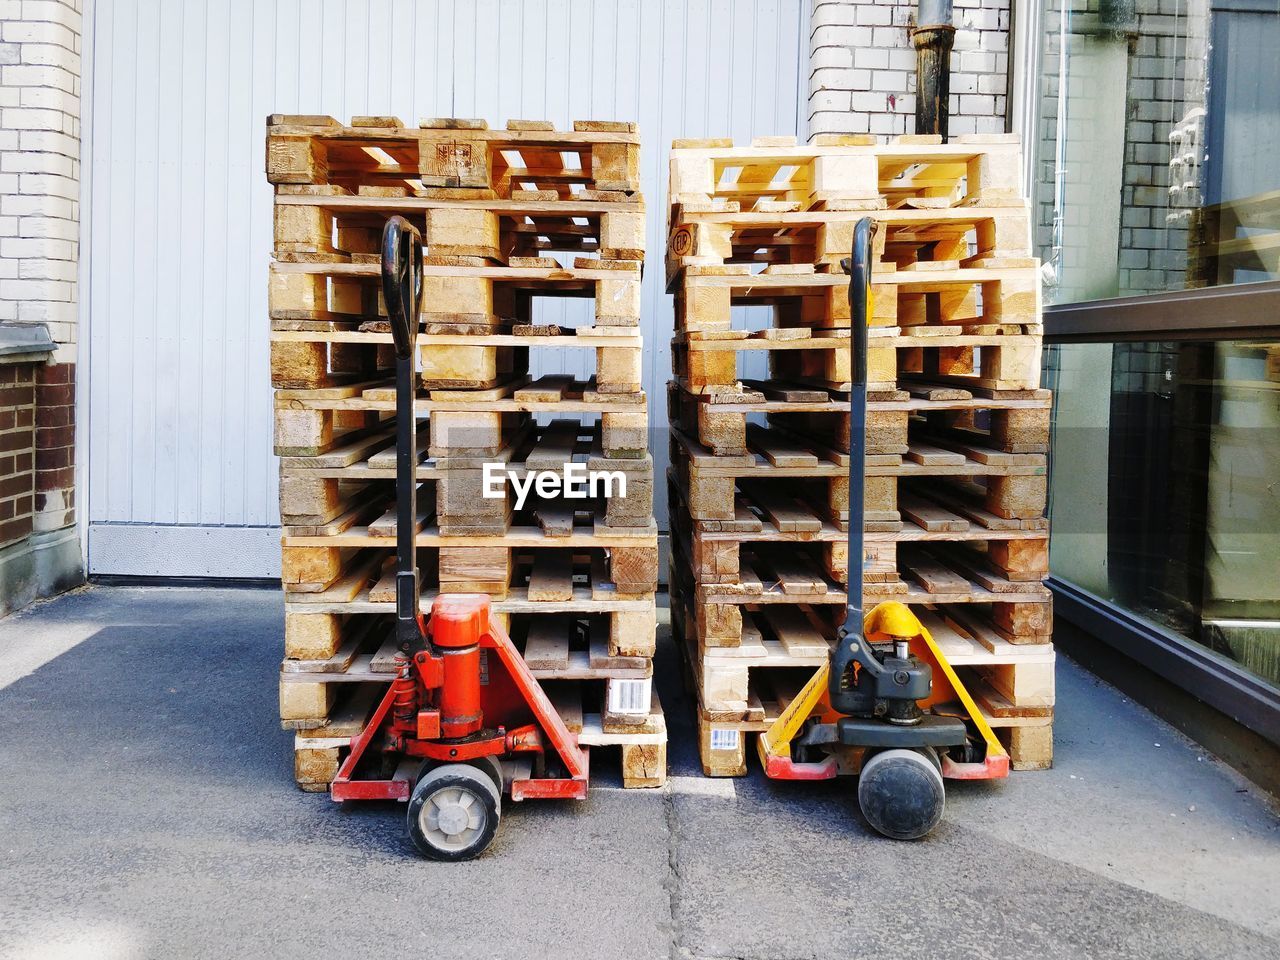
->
84 0 807 577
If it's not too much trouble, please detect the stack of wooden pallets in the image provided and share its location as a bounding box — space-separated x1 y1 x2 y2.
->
664 133 1055 777
267 115 665 791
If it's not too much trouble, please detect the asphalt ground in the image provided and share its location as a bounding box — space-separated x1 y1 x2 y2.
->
1 585 1277 960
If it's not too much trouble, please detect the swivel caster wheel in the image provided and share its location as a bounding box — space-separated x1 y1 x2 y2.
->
407 762 501 861
857 748 946 840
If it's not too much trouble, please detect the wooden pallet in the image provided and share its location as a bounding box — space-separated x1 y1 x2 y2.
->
272 378 647 458
693 696 1052 775
267 116 641 196
279 417 652 524
668 133 1022 213
667 198 1032 288
665 132 1052 773
671 601 1051 772
269 259 643 390
275 190 645 262
282 597 659 725
281 525 659 596
293 679 667 791
669 531 1051 645
674 326 1041 395
282 581 658 662
669 425 1048 526
669 379 1051 457
672 259 1039 335
668 472 1048 584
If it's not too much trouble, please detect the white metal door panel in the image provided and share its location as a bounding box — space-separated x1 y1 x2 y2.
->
86 0 806 577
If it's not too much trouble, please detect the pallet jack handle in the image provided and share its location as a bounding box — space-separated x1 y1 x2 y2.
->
381 215 427 654
829 217 876 700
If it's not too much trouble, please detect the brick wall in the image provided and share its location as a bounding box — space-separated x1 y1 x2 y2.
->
809 0 1011 137
0 0 80 544
0 0 81 612
0 358 34 547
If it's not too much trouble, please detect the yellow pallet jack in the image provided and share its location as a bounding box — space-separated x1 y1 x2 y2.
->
757 218 1008 839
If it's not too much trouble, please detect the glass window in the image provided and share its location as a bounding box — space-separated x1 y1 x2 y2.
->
1045 339 1280 687
1035 0 1280 303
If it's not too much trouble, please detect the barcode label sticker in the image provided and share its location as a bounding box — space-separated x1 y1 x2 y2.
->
709 729 740 751
478 650 489 686
607 678 652 715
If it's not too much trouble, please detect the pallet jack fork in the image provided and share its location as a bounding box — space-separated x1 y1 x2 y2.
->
329 216 588 860
757 217 1008 839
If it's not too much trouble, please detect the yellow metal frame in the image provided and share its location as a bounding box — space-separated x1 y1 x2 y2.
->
757 601 1007 769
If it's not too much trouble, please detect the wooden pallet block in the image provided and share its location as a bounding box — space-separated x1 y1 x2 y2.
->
999 722 1054 769
547 681 668 788
267 116 641 196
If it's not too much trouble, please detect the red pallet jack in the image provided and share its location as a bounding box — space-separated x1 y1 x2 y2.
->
329 217 589 860
757 217 1008 839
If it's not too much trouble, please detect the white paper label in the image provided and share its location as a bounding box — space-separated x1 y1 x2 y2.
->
709 728 740 751
607 678 652 715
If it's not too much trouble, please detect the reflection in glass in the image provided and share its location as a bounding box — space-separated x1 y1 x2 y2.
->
1045 340 1280 687
1035 0 1280 303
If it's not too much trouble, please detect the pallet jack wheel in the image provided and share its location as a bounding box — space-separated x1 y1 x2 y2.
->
415 754 504 794
407 762 501 861
856 748 946 840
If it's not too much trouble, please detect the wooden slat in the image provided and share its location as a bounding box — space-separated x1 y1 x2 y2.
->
527 550 574 601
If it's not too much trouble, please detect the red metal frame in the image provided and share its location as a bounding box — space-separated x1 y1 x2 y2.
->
330 595 588 803
761 753 838 781
941 752 1009 780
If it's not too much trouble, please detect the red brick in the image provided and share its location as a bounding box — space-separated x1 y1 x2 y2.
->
13 452 31 474
34 403 70 428
0 366 28 386
35 464 73 489
0 515 33 546
35 424 72 448
35 383 72 406
0 386 35 406
0 431 32 453
0 473 31 498
35 446 71 471
36 363 73 386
